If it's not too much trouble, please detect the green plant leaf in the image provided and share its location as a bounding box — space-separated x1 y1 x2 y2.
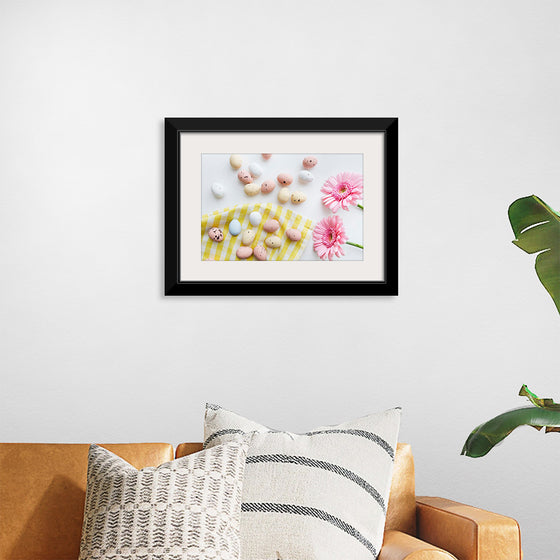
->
519 384 560 409
461 406 560 458
508 195 560 314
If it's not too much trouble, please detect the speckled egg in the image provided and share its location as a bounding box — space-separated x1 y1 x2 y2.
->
291 191 306 204
277 187 290 203
261 180 275 194
248 162 263 178
236 246 253 259
263 219 280 233
249 211 262 226
261 153 272 160
228 219 241 236
298 170 314 183
302 156 317 169
211 182 225 198
242 229 256 245
277 173 293 186
230 154 242 169
244 182 260 196
265 236 282 249
237 169 253 184
208 227 224 242
286 228 302 242
254 245 267 260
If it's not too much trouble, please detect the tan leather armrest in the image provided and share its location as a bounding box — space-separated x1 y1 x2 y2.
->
379 530 457 560
416 497 522 560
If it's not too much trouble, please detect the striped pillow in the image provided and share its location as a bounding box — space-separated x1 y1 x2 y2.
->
204 405 401 560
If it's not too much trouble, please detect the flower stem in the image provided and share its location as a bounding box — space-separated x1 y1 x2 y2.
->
346 241 363 249
357 204 364 210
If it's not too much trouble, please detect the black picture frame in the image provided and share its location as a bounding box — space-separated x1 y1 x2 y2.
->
164 117 398 296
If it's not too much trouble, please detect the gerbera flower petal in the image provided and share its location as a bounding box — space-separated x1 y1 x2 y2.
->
312 215 348 261
320 171 363 213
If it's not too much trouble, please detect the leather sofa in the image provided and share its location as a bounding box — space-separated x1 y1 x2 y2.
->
0 442 522 560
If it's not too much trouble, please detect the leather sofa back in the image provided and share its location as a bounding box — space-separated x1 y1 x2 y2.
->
175 441 417 536
0 443 173 560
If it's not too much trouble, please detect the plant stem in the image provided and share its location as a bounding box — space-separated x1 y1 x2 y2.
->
346 241 363 249
357 204 364 210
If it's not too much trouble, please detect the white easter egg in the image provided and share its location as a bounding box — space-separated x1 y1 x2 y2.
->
298 170 314 183
248 162 263 177
249 211 262 226
211 182 225 198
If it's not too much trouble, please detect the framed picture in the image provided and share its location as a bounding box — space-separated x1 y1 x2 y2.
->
165 117 398 296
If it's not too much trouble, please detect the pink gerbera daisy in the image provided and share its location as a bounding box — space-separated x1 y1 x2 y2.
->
313 215 348 260
321 172 363 213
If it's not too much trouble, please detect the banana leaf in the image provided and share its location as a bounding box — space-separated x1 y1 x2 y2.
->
508 195 560 314
519 384 560 409
461 386 560 458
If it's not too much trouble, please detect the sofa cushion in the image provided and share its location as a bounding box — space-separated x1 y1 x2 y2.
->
204 404 401 560
175 442 417 537
78 441 248 560
0 443 173 560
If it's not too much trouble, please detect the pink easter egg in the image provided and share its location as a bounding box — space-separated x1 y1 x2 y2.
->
263 219 280 233
261 180 276 194
277 173 293 186
237 169 253 184
254 245 268 261
208 227 224 242
262 153 272 160
286 228 302 242
302 156 318 169
236 246 253 259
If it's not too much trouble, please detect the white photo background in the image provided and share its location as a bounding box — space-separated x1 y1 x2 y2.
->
201 153 364 262
179 132 385 283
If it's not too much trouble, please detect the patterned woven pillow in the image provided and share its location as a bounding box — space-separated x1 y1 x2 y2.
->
204 405 401 560
79 440 249 560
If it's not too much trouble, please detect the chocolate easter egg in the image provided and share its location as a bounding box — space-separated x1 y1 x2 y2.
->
291 191 306 204
263 219 280 233
228 219 241 236
244 182 260 196
230 154 243 169
277 187 290 203
237 169 253 184
211 182 225 198
277 173 293 186
248 162 263 178
286 228 302 242
208 227 224 242
302 156 317 169
249 211 262 226
242 229 256 245
236 246 253 259
265 236 282 249
254 245 267 260
298 170 314 183
261 180 275 194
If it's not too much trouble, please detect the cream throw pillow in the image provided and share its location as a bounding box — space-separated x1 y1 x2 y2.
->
204 405 401 560
79 441 248 560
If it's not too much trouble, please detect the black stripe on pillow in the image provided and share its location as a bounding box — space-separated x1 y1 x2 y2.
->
247 454 386 512
241 502 377 557
204 428 394 458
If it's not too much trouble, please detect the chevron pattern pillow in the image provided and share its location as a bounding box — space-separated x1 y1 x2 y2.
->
204 405 401 560
79 441 249 560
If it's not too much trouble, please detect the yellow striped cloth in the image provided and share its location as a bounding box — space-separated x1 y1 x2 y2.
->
201 203 314 261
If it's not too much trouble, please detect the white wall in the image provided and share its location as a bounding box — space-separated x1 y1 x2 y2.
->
1 1 559 557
